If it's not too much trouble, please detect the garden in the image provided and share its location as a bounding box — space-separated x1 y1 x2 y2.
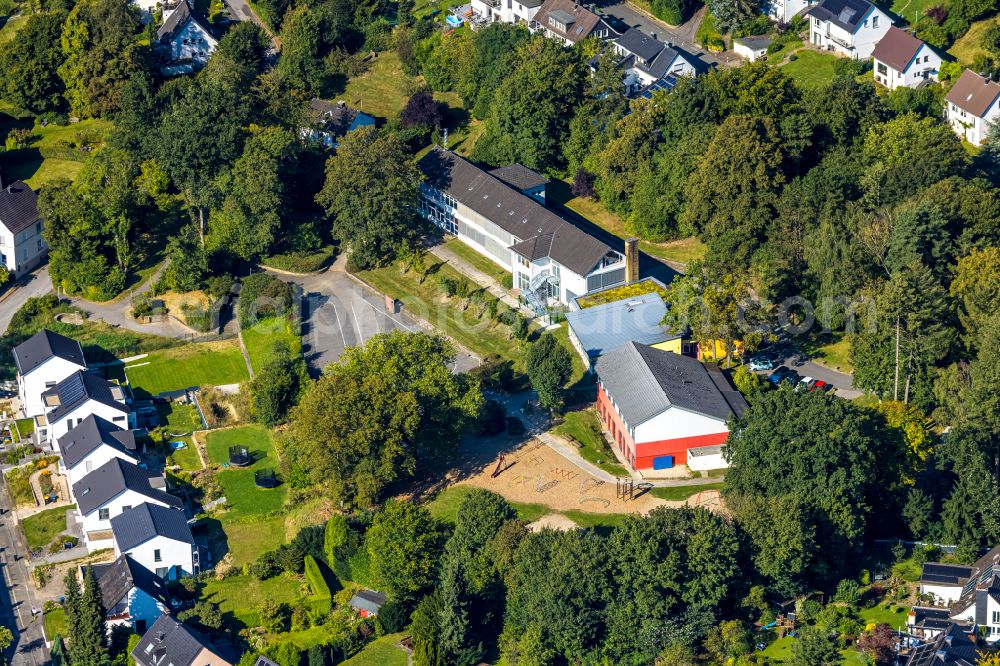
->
159 402 206 472
22 504 76 553
124 340 250 397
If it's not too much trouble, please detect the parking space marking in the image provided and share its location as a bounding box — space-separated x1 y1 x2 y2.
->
331 302 348 349
349 302 365 344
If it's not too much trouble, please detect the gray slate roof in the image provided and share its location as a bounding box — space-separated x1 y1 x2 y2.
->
417 148 617 276
58 414 138 469
254 658 280 666
616 27 666 62
734 35 773 50
111 503 194 552
73 457 182 516
42 370 127 422
0 180 40 235
921 562 973 586
132 613 219 666
488 164 549 192
13 329 86 377
349 589 387 614
565 293 679 360
93 555 170 611
805 0 874 32
157 0 214 44
594 342 748 427
904 623 976 665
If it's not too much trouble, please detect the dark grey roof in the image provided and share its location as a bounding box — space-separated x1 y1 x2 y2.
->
805 0 875 32
488 164 549 192
0 180 40 235
92 555 170 611
308 98 369 137
921 562 972 586
254 658 279 666
12 329 86 377
157 0 190 41
349 590 387 613
43 370 127 422
905 623 977 666
111 503 194 552
595 342 748 426
417 148 618 276
638 45 683 79
132 613 218 666
616 27 665 62
58 414 138 469
734 35 773 50
73 457 182 516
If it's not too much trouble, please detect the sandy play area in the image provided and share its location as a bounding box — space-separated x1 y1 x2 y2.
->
453 438 723 519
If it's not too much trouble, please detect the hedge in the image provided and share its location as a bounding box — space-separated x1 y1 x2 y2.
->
304 555 330 598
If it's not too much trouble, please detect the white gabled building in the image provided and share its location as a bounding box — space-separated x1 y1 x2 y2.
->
416 148 630 310
470 0 543 27
805 0 891 59
156 0 218 75
0 178 47 279
73 457 182 551
13 329 87 419
872 27 942 90
57 414 140 487
41 370 130 444
529 0 610 47
92 555 171 635
945 69 1000 146
112 503 197 580
605 28 700 97
912 546 1000 643
768 0 815 23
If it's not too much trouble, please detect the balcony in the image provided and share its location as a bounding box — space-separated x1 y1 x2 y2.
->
825 31 853 50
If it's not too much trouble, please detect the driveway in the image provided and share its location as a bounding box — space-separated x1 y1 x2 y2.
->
763 346 861 399
0 267 54 335
598 3 736 68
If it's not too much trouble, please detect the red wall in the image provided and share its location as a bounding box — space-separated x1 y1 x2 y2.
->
596 384 636 469
634 432 728 469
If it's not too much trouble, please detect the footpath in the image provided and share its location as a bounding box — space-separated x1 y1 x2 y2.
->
428 244 537 318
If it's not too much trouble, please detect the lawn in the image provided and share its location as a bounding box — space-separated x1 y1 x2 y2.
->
342 52 419 121
780 50 841 88
758 634 872 664
261 245 336 274
950 16 999 64
553 409 625 476
767 39 803 62
206 513 287 567
159 402 204 471
124 340 249 397
242 316 300 374
22 504 74 551
650 482 725 502
890 0 939 25
43 608 67 640
342 633 409 666
548 324 589 388
205 426 286 519
800 332 854 374
200 573 307 625
0 116 112 191
860 604 908 628
14 417 34 439
440 237 511 286
0 14 25 44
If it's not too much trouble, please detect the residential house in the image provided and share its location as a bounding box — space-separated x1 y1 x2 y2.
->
805 0 891 59
57 414 139 487
41 370 130 444
157 0 218 75
913 546 1000 642
470 0 543 27
908 606 957 640
903 622 978 665
73 457 182 551
132 614 232 666
0 177 46 278
564 289 689 372
530 0 610 46
920 559 978 606
416 147 628 309
872 27 941 89
302 99 376 149
13 329 87 420
948 557 1000 642
602 28 700 96
93 555 171 634
945 70 1000 145
349 590 387 618
594 341 748 472
768 0 815 23
733 36 772 62
111 503 197 580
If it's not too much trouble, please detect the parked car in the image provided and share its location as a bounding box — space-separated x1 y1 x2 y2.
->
768 367 799 386
748 356 775 371
812 380 831 392
796 376 814 391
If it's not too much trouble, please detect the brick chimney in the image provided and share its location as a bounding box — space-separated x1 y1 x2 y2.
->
625 237 639 284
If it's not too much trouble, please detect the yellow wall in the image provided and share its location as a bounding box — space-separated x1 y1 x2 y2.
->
698 339 743 361
651 338 685 354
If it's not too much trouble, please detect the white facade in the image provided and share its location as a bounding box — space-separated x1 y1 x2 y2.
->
18 356 86 419
952 595 1000 642
946 100 1000 146
63 445 139 488
733 39 770 62
874 44 941 90
79 489 175 550
769 0 814 22
45 399 129 445
687 446 729 471
164 15 217 65
106 586 168 634
809 5 891 58
115 533 196 580
470 0 540 26
0 219 46 278
632 406 729 444
920 582 965 607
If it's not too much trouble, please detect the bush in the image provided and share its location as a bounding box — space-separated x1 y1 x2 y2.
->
256 599 288 632
649 0 696 25
238 274 293 328
377 599 409 633
249 550 282 579
834 579 861 605
571 168 595 198
477 399 507 436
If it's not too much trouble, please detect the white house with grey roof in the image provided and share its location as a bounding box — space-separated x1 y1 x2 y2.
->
0 176 46 279
112 503 197 580
73 457 182 551
58 414 139 487
133 614 232 666
902 622 978 665
41 370 130 444
607 28 699 96
417 148 627 311
13 329 87 420
595 341 747 473
93 555 171 634
470 0 543 28
911 546 1000 644
156 0 218 75
768 0 816 22
805 0 891 58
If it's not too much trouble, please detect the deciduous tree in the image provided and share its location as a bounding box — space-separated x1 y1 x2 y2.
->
366 500 444 600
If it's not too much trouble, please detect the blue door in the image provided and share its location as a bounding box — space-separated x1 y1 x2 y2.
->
652 456 674 470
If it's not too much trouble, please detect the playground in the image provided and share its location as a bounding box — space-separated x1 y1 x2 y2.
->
454 438 724 516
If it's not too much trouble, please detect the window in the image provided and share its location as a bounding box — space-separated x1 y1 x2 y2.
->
156 567 169 578
518 255 530 269
517 272 530 292
993 611 1000 624
44 382 55 388
872 15 879 27
154 549 162 562
36 222 42 234
98 508 109 520
122 506 131 513
37 239 43 251
85 461 93 473
113 416 126 423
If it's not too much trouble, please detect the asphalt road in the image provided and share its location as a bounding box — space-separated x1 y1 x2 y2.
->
760 346 861 399
597 3 737 68
0 267 53 335
0 496 47 666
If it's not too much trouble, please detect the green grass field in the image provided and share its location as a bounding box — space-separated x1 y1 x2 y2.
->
206 426 286 519
0 116 112 191
125 340 249 397
650 482 725 501
342 52 419 121
890 0 938 25
780 50 841 88
200 573 308 625
440 237 511 285
800 332 854 374
860 604 908 628
22 504 75 551
426 485 628 530
242 316 300 374
342 633 409 666
220 515 287 565
43 608 67 640
159 402 204 471
761 635 868 664
553 409 625 476
949 16 999 64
